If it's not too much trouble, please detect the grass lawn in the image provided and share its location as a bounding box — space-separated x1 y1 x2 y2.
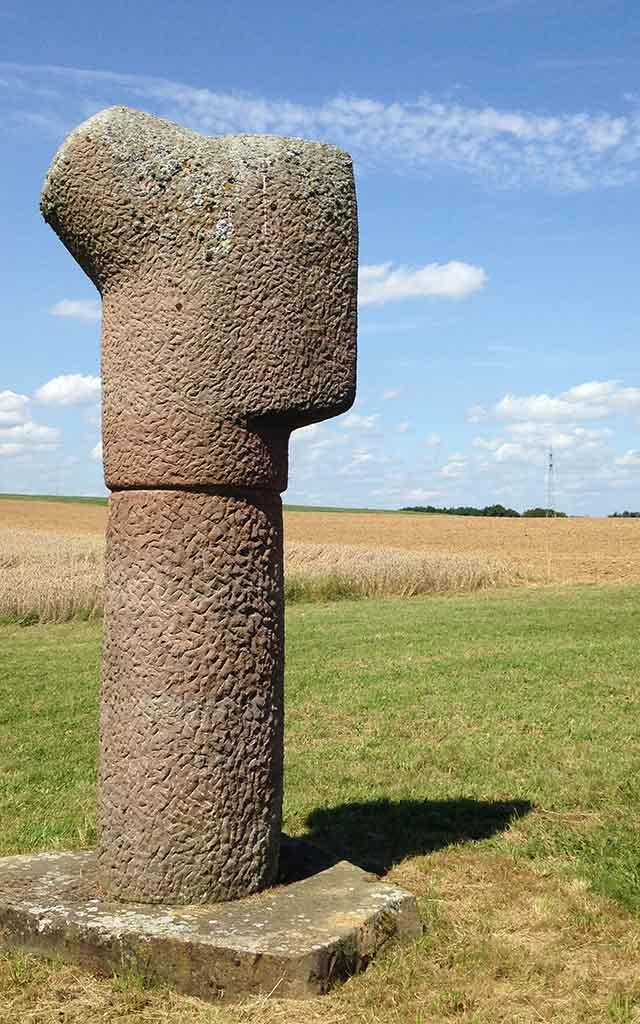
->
1 584 640 1022
0 493 108 505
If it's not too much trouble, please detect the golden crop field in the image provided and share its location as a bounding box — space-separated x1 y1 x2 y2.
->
286 509 640 584
1 496 639 585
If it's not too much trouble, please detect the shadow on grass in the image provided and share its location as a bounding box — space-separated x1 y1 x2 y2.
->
290 797 533 877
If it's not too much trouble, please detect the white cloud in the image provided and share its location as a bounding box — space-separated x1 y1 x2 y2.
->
6 63 640 189
424 432 442 448
471 381 640 425
615 450 640 467
470 416 619 477
0 390 29 427
0 421 58 444
350 448 375 465
397 421 410 433
496 392 592 422
382 389 401 400
341 412 380 431
0 443 24 458
36 374 101 405
90 440 103 461
0 419 59 457
493 442 541 465
563 381 619 401
290 423 321 443
337 446 383 477
441 459 467 478
359 261 486 305
404 488 440 503
467 404 489 424
506 422 612 447
49 298 101 322
472 436 503 450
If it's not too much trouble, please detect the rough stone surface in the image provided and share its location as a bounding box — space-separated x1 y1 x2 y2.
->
99 489 284 903
40 106 358 905
0 851 422 1000
40 105 358 491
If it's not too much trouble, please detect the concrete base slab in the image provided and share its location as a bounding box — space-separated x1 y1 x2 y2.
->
0 850 422 1000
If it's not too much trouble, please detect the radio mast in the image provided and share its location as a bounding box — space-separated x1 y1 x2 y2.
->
546 445 555 517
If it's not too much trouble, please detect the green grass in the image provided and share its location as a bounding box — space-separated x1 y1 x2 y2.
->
2 584 639 908
283 584 640 911
283 503 402 513
0 622 99 851
0 492 404 513
2 584 640 1022
0 492 108 505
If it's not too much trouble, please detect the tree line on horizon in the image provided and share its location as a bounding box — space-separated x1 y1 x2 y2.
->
399 504 568 518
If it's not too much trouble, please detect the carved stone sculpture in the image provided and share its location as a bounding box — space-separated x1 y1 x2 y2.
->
41 106 358 904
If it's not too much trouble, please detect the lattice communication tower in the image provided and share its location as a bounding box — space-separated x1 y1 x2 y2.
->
546 445 555 517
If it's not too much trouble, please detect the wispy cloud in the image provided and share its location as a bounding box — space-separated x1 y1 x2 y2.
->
441 457 468 478
49 298 101 322
468 380 640 424
534 56 628 71
359 261 486 304
4 62 640 189
340 412 380 431
615 450 640 467
439 0 537 14
424 432 442 448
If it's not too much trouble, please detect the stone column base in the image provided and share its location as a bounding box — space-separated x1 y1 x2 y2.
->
0 848 422 1000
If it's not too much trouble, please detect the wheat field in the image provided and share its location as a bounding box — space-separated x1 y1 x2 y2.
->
1 497 639 584
0 529 104 624
0 525 522 624
1 496 639 623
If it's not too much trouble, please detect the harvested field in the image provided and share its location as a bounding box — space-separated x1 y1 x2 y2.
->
1 496 639 584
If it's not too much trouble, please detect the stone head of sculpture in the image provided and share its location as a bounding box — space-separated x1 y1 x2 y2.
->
41 106 358 491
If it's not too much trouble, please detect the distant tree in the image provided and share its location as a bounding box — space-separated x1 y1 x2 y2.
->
523 507 567 518
609 511 640 518
484 504 520 518
400 503 520 517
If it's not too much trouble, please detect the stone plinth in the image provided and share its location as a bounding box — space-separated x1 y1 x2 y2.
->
0 851 422 1000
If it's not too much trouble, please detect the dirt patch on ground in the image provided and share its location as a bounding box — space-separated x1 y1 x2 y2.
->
1 499 639 584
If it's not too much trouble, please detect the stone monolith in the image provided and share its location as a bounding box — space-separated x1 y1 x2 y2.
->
41 106 358 904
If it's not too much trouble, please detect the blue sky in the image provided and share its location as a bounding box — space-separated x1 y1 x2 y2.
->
1 0 639 513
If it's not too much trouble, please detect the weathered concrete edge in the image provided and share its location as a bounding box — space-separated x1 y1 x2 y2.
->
0 854 423 1000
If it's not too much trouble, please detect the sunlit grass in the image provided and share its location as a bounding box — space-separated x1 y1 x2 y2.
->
2 585 640 1021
